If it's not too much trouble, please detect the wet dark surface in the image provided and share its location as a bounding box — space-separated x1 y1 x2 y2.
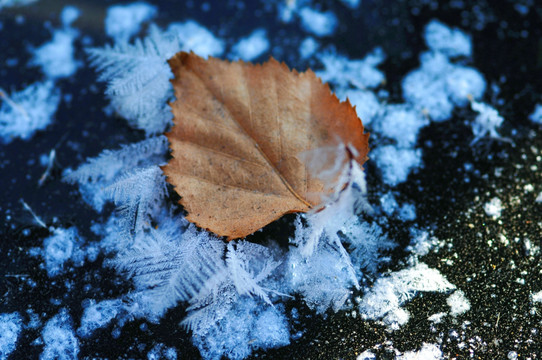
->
1 0 542 359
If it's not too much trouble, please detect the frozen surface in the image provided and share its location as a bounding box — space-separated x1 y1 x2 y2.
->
30 6 80 79
298 7 337 37
40 310 79 360
105 2 157 43
0 312 23 360
231 29 269 61
447 290 471 316
0 81 60 143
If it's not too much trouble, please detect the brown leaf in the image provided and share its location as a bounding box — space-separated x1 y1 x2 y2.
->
163 52 369 240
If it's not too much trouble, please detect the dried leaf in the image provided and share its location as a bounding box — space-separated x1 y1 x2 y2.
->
163 52 369 239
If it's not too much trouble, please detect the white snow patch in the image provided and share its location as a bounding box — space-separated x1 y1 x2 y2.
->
32 227 88 277
0 81 60 143
231 29 269 61
532 291 542 303
105 2 157 43
299 37 319 59
373 104 429 147
40 309 79 360
299 7 337 37
484 197 503 218
359 263 455 329
397 343 443 360
0 312 23 359
373 146 422 186
424 19 472 57
357 350 376 360
317 47 385 90
447 290 471 316
30 6 80 79
77 299 124 338
342 89 381 125
536 191 542 203
528 103 542 124
402 51 486 122
147 343 177 360
428 312 447 323
470 100 504 143
167 20 225 58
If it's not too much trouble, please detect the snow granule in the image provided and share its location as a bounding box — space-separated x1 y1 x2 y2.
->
0 312 23 359
373 104 428 147
424 19 472 57
397 343 443 360
105 2 157 43
528 103 542 124
0 81 60 143
373 146 422 186
447 290 471 316
231 29 269 61
299 37 319 59
484 197 503 218
77 299 124 338
40 309 79 360
298 7 338 37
